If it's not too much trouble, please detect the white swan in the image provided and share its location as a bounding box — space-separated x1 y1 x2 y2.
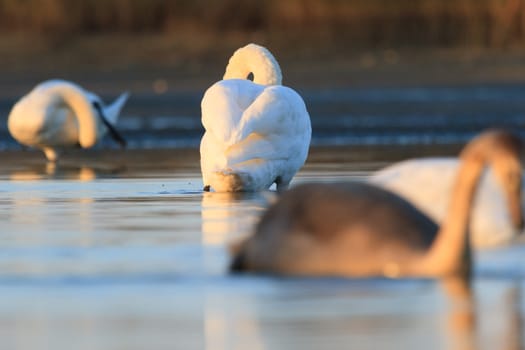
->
200 43 311 192
8 79 128 161
230 130 523 278
370 157 523 248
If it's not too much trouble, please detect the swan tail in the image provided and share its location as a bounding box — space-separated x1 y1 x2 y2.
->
104 92 129 125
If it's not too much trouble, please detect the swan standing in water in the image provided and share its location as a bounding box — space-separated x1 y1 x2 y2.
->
200 43 311 192
8 80 128 162
230 130 523 278
370 158 523 248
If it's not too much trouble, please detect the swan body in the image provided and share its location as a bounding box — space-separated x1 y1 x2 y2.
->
8 80 128 161
230 130 523 278
370 158 521 248
200 44 311 192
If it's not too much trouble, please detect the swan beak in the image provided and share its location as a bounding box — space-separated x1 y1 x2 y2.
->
93 102 127 148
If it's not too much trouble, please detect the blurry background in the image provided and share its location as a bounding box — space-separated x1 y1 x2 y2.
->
1 0 525 149
3 0 525 48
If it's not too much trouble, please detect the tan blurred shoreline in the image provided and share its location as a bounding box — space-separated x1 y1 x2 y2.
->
2 0 524 47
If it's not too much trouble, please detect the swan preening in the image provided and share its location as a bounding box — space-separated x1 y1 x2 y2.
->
230 130 524 279
370 158 524 248
8 80 128 161
200 43 312 192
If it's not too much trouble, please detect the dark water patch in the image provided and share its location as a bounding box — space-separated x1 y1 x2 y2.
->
302 84 525 103
1 84 525 150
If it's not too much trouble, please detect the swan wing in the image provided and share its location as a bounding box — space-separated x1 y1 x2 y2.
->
201 80 310 148
223 134 283 166
221 85 310 166
370 157 516 247
201 79 264 145
233 85 311 144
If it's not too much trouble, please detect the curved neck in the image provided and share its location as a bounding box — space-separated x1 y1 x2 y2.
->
223 44 282 85
48 83 98 148
421 159 484 277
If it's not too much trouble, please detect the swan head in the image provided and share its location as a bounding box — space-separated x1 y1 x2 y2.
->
461 130 524 230
223 43 282 86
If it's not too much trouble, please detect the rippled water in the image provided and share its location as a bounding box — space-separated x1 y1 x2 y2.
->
0 147 524 350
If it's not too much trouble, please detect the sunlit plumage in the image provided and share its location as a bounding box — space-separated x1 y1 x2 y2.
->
200 44 311 192
8 79 128 161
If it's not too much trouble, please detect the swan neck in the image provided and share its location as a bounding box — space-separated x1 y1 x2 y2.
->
52 84 98 148
223 44 282 85
423 159 484 277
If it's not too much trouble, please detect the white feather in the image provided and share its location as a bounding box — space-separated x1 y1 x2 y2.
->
370 158 520 248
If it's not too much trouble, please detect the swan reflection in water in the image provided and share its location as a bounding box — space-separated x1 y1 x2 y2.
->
5 162 126 244
200 191 275 246
8 162 125 182
200 191 274 277
203 276 522 350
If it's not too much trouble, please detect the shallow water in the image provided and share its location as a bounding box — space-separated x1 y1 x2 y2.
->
0 148 524 350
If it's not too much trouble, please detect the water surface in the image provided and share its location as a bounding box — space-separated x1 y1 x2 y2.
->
0 148 524 350
1 82 525 349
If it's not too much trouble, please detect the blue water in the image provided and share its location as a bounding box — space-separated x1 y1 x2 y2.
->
1 84 525 349
0 152 522 349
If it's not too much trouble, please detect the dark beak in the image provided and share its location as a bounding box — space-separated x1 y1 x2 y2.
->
92 101 127 148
